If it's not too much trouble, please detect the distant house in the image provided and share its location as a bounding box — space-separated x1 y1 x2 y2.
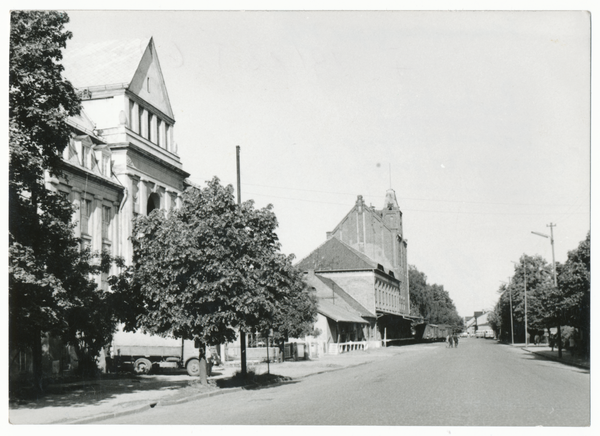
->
466 311 495 338
297 191 417 347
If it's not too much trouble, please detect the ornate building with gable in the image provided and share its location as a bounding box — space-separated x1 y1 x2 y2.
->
57 37 190 283
11 38 191 378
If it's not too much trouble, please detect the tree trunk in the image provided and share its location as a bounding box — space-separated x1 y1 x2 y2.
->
240 331 247 378
198 346 207 385
32 329 44 394
557 324 562 358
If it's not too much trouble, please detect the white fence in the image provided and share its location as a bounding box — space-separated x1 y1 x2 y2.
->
327 341 368 355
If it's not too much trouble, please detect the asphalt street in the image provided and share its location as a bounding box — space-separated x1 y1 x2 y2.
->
100 338 590 426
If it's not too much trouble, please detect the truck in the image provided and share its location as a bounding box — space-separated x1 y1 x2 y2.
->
110 328 210 376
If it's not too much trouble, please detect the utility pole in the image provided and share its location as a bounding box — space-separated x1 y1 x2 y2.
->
532 224 561 358
508 278 514 345
236 145 247 377
512 260 528 347
547 223 558 286
524 263 528 347
500 280 514 345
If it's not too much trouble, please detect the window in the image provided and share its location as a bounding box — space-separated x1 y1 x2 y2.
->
129 100 134 131
102 206 112 240
81 199 93 235
101 242 111 291
81 145 90 169
138 107 143 136
157 118 163 148
147 112 152 141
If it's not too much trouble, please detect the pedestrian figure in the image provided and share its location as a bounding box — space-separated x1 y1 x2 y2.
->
569 336 576 356
453 335 459 348
534 335 540 346
446 334 452 348
549 334 556 351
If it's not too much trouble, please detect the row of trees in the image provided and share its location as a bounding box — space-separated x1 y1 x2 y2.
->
488 232 590 357
9 11 317 392
408 265 464 329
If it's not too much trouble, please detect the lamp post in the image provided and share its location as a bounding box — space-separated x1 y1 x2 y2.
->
512 260 528 347
500 280 514 345
532 224 561 358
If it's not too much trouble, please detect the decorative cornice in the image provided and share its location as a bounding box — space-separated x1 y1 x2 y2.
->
111 142 190 179
60 161 125 193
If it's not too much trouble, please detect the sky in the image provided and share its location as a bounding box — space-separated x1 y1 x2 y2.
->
57 6 591 318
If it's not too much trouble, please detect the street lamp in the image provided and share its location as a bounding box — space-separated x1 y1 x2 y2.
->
500 279 514 345
512 260 528 347
531 224 558 286
532 224 562 358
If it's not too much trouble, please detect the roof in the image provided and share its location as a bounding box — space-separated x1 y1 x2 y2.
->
62 38 151 89
296 237 382 272
314 274 375 318
317 299 369 324
61 37 175 122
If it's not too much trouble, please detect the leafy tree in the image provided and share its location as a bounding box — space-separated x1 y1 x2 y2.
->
9 11 120 390
408 265 462 328
110 177 317 381
495 235 590 357
493 255 553 343
558 232 590 356
528 233 590 356
408 266 430 318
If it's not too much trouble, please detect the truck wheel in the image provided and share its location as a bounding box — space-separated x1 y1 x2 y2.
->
134 358 153 375
186 358 200 377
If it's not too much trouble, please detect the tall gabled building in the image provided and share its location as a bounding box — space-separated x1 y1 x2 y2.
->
12 38 191 378
58 37 190 270
297 190 414 344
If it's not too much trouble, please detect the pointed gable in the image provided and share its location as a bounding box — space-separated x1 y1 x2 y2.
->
61 38 174 119
128 38 174 119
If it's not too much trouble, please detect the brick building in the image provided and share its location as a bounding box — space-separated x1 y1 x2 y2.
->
297 190 414 346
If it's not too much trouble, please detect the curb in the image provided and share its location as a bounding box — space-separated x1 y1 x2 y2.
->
521 347 590 370
66 403 155 425
158 386 243 406
64 359 374 424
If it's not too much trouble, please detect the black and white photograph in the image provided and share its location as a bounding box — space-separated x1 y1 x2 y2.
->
7 2 593 430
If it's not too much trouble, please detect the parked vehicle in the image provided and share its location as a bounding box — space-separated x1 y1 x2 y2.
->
110 328 213 376
413 323 452 342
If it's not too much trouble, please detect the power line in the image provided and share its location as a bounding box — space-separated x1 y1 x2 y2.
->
241 182 579 208
244 191 588 216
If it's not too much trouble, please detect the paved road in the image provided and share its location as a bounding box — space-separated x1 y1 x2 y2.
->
101 338 590 426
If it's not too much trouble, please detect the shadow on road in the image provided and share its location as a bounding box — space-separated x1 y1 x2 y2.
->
9 372 212 410
519 351 590 374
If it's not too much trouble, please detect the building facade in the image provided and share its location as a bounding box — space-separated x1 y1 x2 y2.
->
297 190 414 346
11 38 191 378
58 38 190 271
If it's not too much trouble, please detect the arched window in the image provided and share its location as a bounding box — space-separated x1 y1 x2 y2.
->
147 192 161 214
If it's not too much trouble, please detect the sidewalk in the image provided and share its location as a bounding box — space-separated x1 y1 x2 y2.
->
9 345 405 425
519 344 590 370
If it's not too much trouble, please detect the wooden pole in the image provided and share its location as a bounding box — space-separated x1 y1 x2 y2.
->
236 145 247 378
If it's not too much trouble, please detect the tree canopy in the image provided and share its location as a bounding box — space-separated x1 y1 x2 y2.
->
111 177 317 346
408 265 463 327
492 232 590 356
9 11 120 385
